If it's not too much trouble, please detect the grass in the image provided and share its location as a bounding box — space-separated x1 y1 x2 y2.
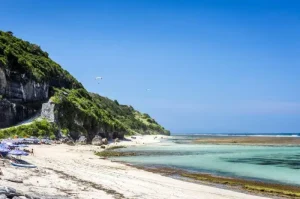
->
181 173 300 198
95 150 135 157
107 146 127 150
244 185 300 197
95 145 133 157
0 119 57 139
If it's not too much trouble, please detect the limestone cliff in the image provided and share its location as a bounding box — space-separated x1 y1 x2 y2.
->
0 67 48 127
0 30 170 140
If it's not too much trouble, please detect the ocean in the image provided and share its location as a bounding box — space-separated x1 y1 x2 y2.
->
112 134 300 186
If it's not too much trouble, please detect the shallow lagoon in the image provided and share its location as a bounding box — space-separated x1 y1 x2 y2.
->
113 137 300 186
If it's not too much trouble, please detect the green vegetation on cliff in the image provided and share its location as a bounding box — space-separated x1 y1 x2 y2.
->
52 88 170 138
0 119 57 139
0 30 170 138
0 30 81 88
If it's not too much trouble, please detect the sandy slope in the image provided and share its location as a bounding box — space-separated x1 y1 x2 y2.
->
0 136 269 199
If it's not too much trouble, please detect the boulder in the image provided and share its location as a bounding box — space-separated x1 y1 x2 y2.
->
24 194 40 199
60 137 73 144
0 194 7 199
108 132 113 140
101 138 108 145
92 135 103 146
66 140 75 146
12 197 21 199
24 194 32 199
0 187 19 198
77 136 87 145
60 137 68 143
113 131 125 139
114 138 120 143
41 100 55 122
0 187 16 195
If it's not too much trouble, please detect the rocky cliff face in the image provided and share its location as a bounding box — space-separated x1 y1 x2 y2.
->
0 68 49 102
0 68 48 127
0 30 170 139
0 99 37 128
0 30 82 129
41 100 55 123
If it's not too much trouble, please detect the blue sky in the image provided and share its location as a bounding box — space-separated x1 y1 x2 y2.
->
1 0 300 133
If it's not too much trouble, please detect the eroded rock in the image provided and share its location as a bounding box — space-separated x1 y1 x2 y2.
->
66 140 75 146
41 100 55 122
102 138 108 145
0 194 7 199
77 136 87 145
92 135 103 146
0 186 16 195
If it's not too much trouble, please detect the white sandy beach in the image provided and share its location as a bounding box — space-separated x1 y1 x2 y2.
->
0 136 269 199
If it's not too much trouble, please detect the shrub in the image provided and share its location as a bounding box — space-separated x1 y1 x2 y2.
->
0 119 57 139
52 88 170 136
0 30 81 87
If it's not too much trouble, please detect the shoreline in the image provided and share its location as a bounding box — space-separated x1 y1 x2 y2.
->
0 135 288 199
104 135 300 198
122 163 300 199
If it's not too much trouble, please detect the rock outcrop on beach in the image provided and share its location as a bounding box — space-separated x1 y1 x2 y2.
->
0 30 170 141
102 138 108 145
92 135 103 146
77 136 87 145
0 186 38 199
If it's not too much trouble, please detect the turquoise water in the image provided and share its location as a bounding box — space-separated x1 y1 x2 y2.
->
113 136 300 185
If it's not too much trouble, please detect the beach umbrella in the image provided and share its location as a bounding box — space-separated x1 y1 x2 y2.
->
0 148 10 153
0 143 9 149
8 144 19 148
8 150 28 156
18 144 28 148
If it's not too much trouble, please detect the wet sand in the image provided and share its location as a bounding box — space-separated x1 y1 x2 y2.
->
0 136 269 199
134 166 300 199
